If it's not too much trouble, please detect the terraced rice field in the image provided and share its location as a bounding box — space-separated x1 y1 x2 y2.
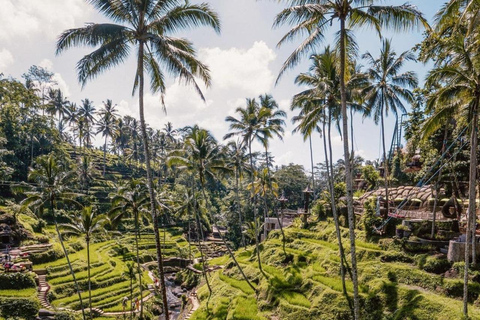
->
38 228 198 313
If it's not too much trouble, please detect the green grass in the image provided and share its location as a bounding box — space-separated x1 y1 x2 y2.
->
0 288 36 297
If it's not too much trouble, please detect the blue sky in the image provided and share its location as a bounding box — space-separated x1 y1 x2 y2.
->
0 0 441 170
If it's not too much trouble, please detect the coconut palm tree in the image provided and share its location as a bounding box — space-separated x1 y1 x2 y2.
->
110 179 150 319
57 3 220 316
123 262 136 320
46 88 70 134
226 140 250 248
78 99 96 149
224 99 271 274
422 25 480 317
274 3 428 317
362 39 418 219
20 154 86 320
97 99 119 176
169 126 256 295
61 206 107 319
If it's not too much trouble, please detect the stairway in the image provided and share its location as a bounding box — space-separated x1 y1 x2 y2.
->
36 274 51 309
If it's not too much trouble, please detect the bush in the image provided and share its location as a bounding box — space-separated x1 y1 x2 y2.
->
0 272 36 290
0 297 40 319
361 198 382 240
422 256 452 274
380 252 414 264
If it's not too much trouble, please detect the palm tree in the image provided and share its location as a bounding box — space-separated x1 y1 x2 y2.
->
57 4 220 317
97 99 119 176
226 140 250 248
258 94 286 239
291 49 349 294
20 154 86 320
47 88 70 134
110 179 149 319
362 39 418 219
170 126 256 296
123 262 136 320
274 3 428 317
61 206 107 319
224 99 271 274
78 99 96 149
422 24 480 317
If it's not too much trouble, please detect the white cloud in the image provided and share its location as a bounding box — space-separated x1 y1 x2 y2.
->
39 59 53 71
199 41 276 96
0 49 14 70
52 73 71 97
0 0 91 42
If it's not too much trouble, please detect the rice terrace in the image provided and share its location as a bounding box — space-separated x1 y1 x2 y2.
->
2 0 480 319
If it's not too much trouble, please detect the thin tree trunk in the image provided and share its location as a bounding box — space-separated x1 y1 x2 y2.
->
103 135 107 177
263 148 270 241
130 276 133 320
235 169 246 248
201 187 256 292
52 203 86 320
137 41 169 320
431 127 448 239
464 108 478 317
87 238 92 320
325 110 347 295
309 135 315 192
134 221 143 318
340 19 359 320
350 107 354 160
381 108 390 221
248 142 263 274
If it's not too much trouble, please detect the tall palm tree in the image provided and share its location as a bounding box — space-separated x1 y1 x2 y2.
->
224 99 271 274
422 23 480 317
170 126 256 295
110 179 149 319
56 4 220 315
47 88 70 134
362 39 418 220
97 99 119 176
258 94 286 239
226 140 250 248
123 262 136 320
291 49 349 294
61 207 107 319
274 3 428 317
78 99 96 149
20 154 86 320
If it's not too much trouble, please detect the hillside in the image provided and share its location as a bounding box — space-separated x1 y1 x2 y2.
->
190 220 480 320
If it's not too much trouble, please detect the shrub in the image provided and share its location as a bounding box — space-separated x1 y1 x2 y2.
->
0 297 40 319
422 256 452 274
0 272 36 290
380 252 413 264
361 198 382 240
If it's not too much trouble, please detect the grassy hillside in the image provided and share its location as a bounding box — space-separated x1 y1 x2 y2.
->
190 220 480 320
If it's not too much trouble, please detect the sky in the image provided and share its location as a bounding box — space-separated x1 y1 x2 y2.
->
0 0 441 171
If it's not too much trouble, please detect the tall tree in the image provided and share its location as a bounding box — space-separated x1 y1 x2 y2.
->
61 207 106 319
56 3 220 317
78 99 96 149
274 2 428 317
362 39 418 220
20 154 86 320
97 99 119 176
110 179 149 319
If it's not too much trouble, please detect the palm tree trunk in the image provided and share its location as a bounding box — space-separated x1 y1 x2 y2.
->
248 142 263 274
340 18 359 320
235 169 246 248
130 276 133 320
103 135 107 177
325 109 348 295
263 148 270 241
381 105 390 221
350 107 354 159
137 41 169 320
464 107 478 317
432 127 448 239
51 203 86 320
309 135 315 191
201 187 256 292
134 221 143 319
86 237 92 320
